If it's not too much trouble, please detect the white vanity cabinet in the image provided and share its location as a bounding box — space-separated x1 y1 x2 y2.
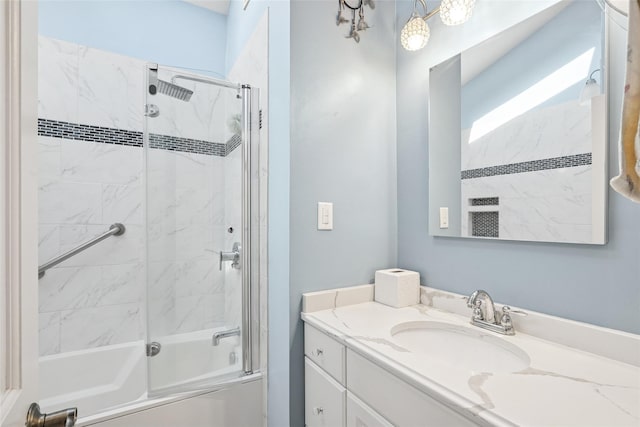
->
305 357 346 427
346 392 394 427
304 323 478 427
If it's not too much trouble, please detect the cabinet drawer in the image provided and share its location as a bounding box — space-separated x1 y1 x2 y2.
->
347 392 393 427
305 357 346 427
305 323 346 384
347 349 477 427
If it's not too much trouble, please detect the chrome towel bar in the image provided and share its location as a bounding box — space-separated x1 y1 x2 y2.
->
38 223 125 279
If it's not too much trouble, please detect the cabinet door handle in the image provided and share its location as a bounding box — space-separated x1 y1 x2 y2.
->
313 407 324 415
315 348 323 356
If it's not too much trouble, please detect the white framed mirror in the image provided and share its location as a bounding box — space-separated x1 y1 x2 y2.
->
428 0 607 244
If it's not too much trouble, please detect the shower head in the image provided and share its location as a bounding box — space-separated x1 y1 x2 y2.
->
156 79 193 102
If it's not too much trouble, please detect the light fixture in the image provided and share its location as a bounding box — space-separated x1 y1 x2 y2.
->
579 69 601 105
337 0 375 43
401 0 475 51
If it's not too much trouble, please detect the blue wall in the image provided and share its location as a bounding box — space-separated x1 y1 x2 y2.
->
289 0 397 425
397 0 640 335
38 0 228 77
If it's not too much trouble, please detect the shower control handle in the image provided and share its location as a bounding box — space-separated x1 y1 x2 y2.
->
219 242 241 270
26 403 77 427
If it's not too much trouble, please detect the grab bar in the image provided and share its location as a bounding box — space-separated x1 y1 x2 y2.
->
38 223 125 279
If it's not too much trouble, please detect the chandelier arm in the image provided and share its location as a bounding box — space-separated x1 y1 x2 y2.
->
422 5 440 21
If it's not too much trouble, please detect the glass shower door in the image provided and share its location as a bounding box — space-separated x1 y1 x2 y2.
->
144 65 249 394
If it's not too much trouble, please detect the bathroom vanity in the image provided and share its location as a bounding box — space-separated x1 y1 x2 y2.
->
301 285 640 426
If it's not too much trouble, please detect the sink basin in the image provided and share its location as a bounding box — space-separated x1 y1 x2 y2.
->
390 321 530 374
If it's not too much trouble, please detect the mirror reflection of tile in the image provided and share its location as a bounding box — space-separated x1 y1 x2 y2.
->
429 0 606 244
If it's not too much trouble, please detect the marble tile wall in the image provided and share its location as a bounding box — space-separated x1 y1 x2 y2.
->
461 100 592 170
459 101 593 243
38 36 241 355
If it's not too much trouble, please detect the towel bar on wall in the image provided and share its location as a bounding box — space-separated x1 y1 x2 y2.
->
38 223 126 279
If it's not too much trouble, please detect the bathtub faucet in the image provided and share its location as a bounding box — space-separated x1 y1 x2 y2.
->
212 327 241 346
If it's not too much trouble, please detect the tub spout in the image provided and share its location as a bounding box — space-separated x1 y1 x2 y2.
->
212 327 241 346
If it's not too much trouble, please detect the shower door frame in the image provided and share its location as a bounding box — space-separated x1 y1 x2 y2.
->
144 64 261 387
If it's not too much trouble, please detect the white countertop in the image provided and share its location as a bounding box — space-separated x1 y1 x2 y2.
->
302 291 640 426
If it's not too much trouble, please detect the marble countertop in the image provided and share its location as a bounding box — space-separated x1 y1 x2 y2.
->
302 292 640 426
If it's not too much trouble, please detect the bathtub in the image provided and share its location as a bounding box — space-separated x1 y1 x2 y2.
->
39 328 259 425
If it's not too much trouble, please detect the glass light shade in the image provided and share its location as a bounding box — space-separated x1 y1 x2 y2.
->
440 0 475 26
401 16 430 51
579 79 601 105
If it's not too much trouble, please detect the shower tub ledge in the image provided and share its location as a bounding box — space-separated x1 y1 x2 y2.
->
39 328 261 426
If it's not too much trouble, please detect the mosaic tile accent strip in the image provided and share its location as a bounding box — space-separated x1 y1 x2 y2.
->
461 153 592 180
225 134 242 156
470 197 499 206
38 118 143 147
38 118 239 157
471 211 499 238
148 133 226 156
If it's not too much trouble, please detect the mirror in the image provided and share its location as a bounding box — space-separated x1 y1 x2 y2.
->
428 0 607 244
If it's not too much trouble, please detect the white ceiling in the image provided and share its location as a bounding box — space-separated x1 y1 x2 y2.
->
183 0 230 15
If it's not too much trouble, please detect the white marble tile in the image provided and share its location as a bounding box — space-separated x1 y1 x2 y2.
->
38 137 61 181
175 152 215 190
39 312 61 356
463 100 592 170
173 296 205 334
39 263 143 313
61 140 142 185
175 257 222 297
175 187 214 227
100 263 145 305
38 37 79 123
500 194 591 226
126 59 146 132
173 224 215 262
56 224 143 267
39 181 102 225
39 266 102 312
500 221 592 243
102 184 143 225
78 46 143 131
147 261 176 303
59 303 142 352
202 293 226 329
146 221 177 263
38 225 60 265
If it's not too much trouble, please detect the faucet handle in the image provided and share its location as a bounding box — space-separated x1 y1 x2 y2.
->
502 306 527 316
472 300 484 320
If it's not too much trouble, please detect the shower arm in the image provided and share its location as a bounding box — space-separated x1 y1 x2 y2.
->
171 74 241 90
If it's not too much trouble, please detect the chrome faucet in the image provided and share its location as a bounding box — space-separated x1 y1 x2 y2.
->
466 290 526 335
219 242 241 270
212 327 241 346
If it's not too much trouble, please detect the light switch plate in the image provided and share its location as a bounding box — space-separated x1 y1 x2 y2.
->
439 207 449 228
317 202 333 230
